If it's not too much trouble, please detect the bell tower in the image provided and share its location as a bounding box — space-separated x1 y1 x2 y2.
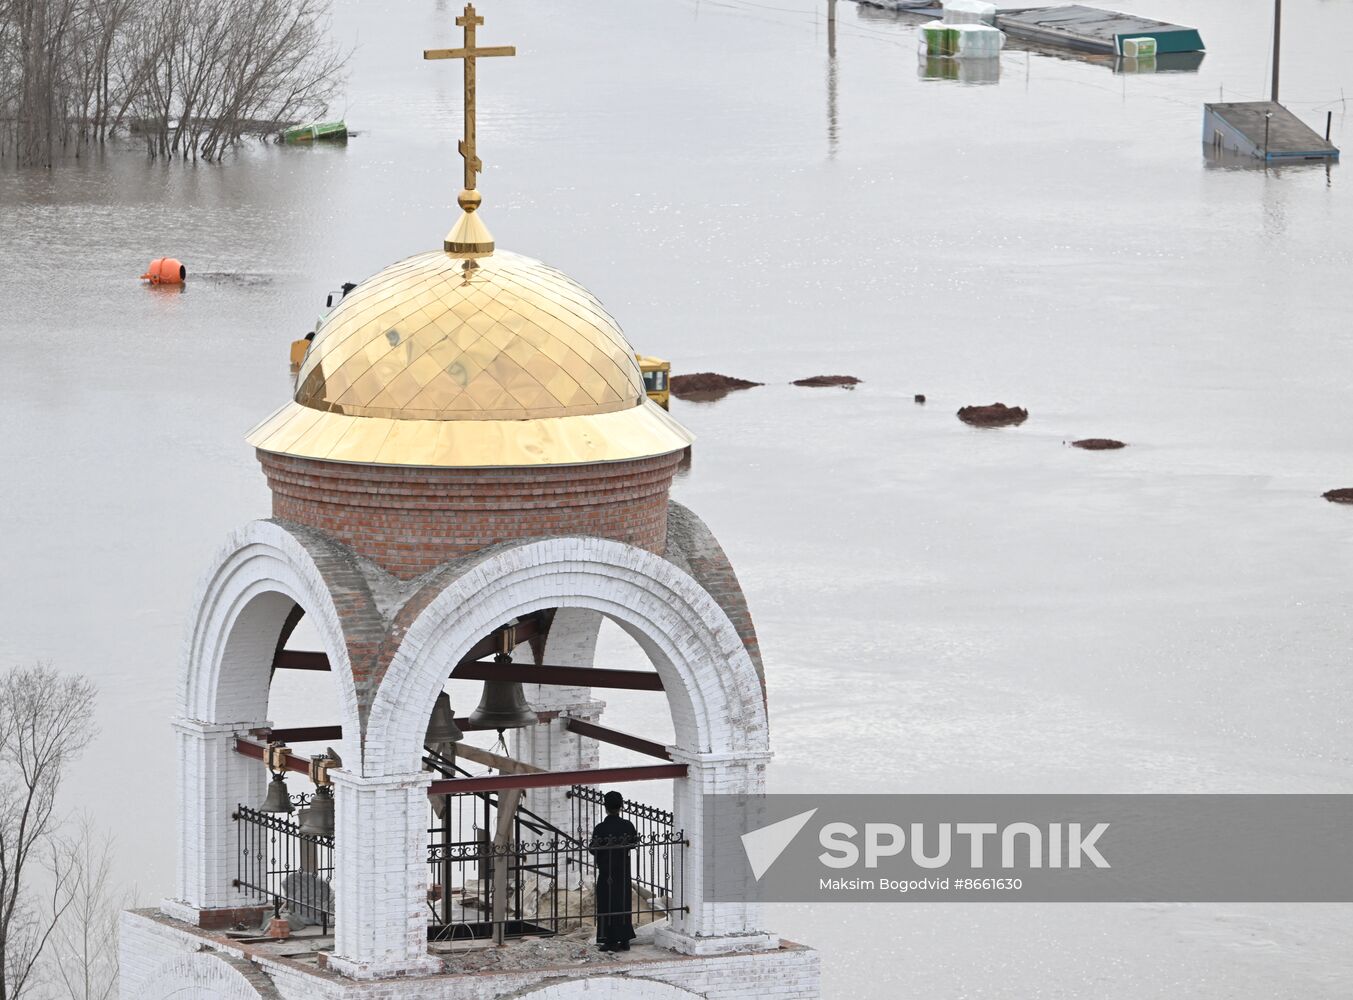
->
119 6 819 998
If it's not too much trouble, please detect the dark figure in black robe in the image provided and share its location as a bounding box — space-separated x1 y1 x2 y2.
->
589 790 639 951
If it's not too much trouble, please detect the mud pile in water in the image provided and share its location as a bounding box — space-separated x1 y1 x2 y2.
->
957 403 1028 428
792 375 862 387
669 372 763 400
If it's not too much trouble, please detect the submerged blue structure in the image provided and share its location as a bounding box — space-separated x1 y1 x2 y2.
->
1203 102 1339 162
995 5 1204 55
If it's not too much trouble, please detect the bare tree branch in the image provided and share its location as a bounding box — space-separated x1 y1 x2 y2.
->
0 664 97 1000
48 817 124 1000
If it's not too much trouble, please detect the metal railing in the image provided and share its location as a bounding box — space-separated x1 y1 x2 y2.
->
567 784 675 842
426 780 683 941
426 829 685 942
232 774 683 944
233 796 334 934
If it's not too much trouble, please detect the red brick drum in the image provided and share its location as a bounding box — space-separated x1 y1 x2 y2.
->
258 451 683 579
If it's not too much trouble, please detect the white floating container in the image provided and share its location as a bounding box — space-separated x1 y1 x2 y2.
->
942 0 996 25
955 23 1004 56
919 20 1005 57
1119 36 1158 57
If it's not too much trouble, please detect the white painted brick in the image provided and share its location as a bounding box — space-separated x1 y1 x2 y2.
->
121 910 819 1000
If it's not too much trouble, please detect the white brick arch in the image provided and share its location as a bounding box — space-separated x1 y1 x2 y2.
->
506 977 703 998
181 518 359 743
324 537 774 976
364 535 769 777
138 952 279 1000
171 519 361 917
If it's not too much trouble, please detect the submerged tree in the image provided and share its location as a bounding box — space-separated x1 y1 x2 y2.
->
0 0 347 165
0 665 97 1000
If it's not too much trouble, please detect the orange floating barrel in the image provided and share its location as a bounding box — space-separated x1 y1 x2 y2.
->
141 258 186 284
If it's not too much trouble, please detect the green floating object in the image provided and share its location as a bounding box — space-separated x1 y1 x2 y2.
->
284 120 348 143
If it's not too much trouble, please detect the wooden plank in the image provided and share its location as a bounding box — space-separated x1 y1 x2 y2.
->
233 737 311 776
453 743 545 775
491 787 522 945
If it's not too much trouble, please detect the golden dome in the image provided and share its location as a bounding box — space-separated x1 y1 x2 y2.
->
247 249 692 468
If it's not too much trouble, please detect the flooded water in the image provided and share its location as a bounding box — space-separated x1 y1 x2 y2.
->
3 0 1353 995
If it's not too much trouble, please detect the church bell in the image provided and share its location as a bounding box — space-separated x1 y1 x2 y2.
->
260 772 294 814
467 674 536 731
425 691 464 765
467 638 536 731
297 750 338 837
298 786 334 838
259 741 294 813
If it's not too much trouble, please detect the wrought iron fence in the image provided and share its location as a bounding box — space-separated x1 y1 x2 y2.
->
426 783 684 941
567 784 675 843
426 829 685 942
234 796 334 934
232 780 682 944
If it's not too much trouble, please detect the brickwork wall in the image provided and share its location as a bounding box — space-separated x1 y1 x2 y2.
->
259 452 682 579
120 910 821 1000
119 915 281 1000
665 502 764 692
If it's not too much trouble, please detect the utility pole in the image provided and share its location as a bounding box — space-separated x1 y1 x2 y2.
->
826 0 839 158
1271 0 1281 103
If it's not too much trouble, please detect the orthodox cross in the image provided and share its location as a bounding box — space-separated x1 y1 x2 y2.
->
424 3 516 193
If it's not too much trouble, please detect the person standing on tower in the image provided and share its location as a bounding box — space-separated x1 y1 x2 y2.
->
589 790 639 951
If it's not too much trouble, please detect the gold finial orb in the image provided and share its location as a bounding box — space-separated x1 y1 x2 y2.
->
445 194 494 257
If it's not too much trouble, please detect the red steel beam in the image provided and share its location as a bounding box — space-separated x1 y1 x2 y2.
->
428 762 686 796
261 713 562 743
238 737 683 792
451 660 663 691
264 712 664 749
266 725 344 743
565 717 671 761
272 615 551 673
273 650 330 671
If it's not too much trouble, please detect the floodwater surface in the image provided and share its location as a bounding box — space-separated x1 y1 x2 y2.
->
2 0 1352 996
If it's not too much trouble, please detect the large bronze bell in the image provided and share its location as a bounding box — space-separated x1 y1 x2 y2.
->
260 772 294 814
298 786 334 838
467 654 536 731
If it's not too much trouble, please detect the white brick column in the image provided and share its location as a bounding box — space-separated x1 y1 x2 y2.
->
657 748 778 956
511 700 604 834
162 717 268 924
326 769 443 980
511 606 606 834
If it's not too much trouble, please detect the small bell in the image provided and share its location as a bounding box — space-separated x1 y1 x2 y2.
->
298 786 334 838
425 691 464 760
260 772 294 814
